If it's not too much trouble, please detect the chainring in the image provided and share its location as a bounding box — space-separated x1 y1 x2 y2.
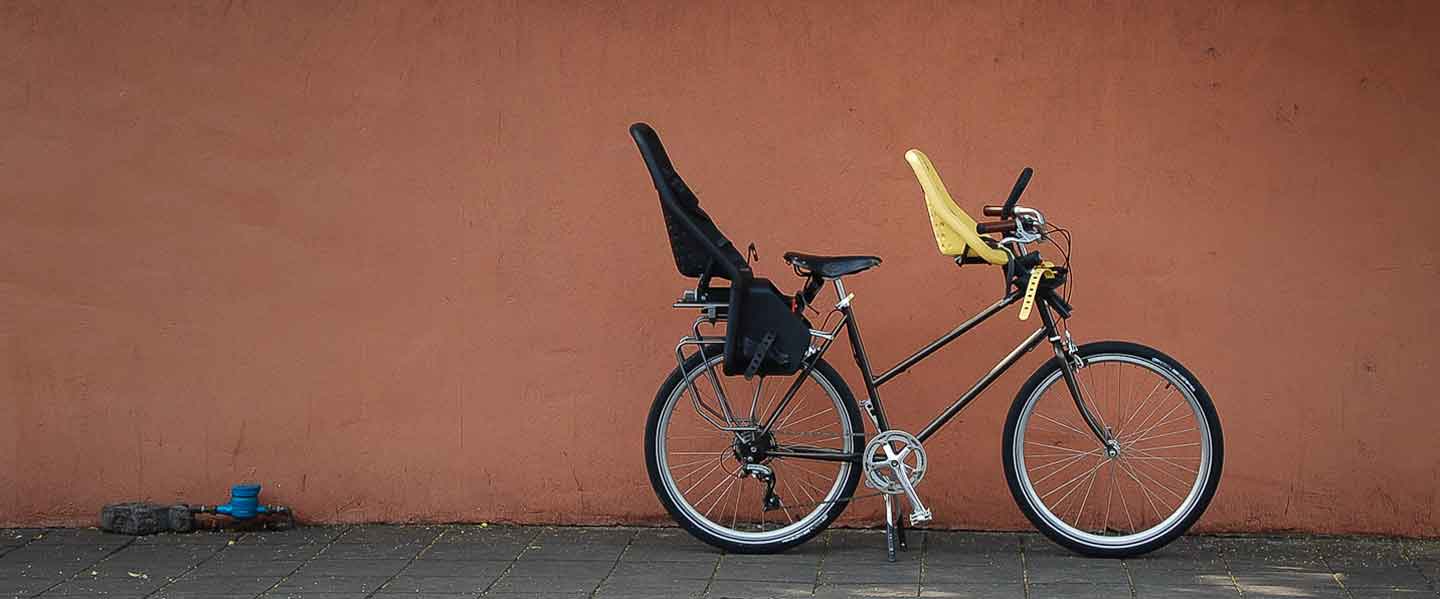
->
863 430 928 495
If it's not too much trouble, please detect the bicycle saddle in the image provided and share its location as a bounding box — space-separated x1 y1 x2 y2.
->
783 252 881 278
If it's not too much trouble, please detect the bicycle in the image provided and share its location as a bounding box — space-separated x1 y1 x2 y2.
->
630 123 1223 561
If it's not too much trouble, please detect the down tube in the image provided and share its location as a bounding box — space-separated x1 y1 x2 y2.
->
915 328 1047 443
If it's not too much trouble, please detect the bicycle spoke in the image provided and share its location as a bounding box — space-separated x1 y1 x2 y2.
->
1125 453 1197 497
1121 386 1178 440
729 476 743 529
1032 411 1092 438
668 455 726 471
671 460 726 484
1029 451 1101 487
1025 441 1096 454
1125 446 1200 474
784 460 838 483
1048 461 1105 512
1102 461 1115 533
776 406 838 432
1125 401 1187 446
703 474 742 519
1120 458 1186 503
1125 426 1196 447
1040 458 1108 502
693 467 741 509
788 470 819 505
1128 442 1200 453
1028 448 1103 473
1071 461 1102 527
778 478 800 521
674 454 728 486
1117 459 1166 521
1114 461 1137 533
681 458 732 495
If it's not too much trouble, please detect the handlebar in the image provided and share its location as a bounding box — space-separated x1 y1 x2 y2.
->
975 221 1017 235
1001 167 1033 217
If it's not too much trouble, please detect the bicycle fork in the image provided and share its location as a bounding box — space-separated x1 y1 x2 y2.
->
1039 307 1114 450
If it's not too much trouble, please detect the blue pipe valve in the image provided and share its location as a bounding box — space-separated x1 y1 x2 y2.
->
213 483 271 520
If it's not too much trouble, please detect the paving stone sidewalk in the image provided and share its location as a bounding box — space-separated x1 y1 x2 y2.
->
2 525 1437 598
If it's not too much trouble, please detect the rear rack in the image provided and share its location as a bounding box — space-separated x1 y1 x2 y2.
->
673 289 729 319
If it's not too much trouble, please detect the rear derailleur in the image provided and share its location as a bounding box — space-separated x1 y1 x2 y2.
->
735 432 783 512
740 464 784 512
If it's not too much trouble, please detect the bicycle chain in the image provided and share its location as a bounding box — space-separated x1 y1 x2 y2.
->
775 489 888 511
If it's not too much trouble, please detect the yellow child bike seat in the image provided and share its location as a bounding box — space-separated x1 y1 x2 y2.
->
904 149 1011 266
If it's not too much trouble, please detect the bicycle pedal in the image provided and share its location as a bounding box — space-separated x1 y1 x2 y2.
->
909 508 932 526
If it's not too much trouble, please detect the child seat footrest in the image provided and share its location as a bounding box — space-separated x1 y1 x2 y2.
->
743 332 777 379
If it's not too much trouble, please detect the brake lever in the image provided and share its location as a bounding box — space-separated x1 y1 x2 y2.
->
1002 207 1046 245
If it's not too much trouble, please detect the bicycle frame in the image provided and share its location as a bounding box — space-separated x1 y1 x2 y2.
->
740 277 1110 465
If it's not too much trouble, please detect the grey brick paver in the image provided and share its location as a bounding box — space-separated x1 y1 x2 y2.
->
160 574 279 594
1027 582 1131 599
521 528 632 562
475 527 545 598
812 582 919 597
609 559 717 581
624 529 723 563
399 558 509 579
378 574 494 593
714 555 823 584
270 573 390 593
185 559 305 577
595 580 710 598
919 583 1026 598
486 575 603 594
920 563 1022 585
237 526 346 546
1 527 1434 598
595 589 703 599
317 542 428 561
706 578 817 597
1334 564 1433 590
1022 553 1129 584
1132 584 1241 597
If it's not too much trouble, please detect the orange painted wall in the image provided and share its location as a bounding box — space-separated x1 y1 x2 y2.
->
3 1 1439 534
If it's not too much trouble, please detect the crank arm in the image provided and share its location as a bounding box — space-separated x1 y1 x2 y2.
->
891 462 932 525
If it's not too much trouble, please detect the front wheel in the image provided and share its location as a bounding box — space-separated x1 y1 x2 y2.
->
1002 341 1223 557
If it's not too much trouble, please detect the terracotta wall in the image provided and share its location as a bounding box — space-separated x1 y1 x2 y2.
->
3 1 1439 534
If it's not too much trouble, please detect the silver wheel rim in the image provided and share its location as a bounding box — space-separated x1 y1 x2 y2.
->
1013 353 1213 550
656 355 856 546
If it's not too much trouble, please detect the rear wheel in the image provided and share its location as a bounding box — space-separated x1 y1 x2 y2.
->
1002 341 1223 557
645 353 863 554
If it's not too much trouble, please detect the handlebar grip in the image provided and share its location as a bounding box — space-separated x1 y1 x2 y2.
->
975 220 1017 235
982 205 1004 217
1001 167 1033 217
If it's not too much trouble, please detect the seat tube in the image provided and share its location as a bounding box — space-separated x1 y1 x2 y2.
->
836 279 890 432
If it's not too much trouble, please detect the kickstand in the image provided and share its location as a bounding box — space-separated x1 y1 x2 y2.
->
883 495 898 562
895 511 908 551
